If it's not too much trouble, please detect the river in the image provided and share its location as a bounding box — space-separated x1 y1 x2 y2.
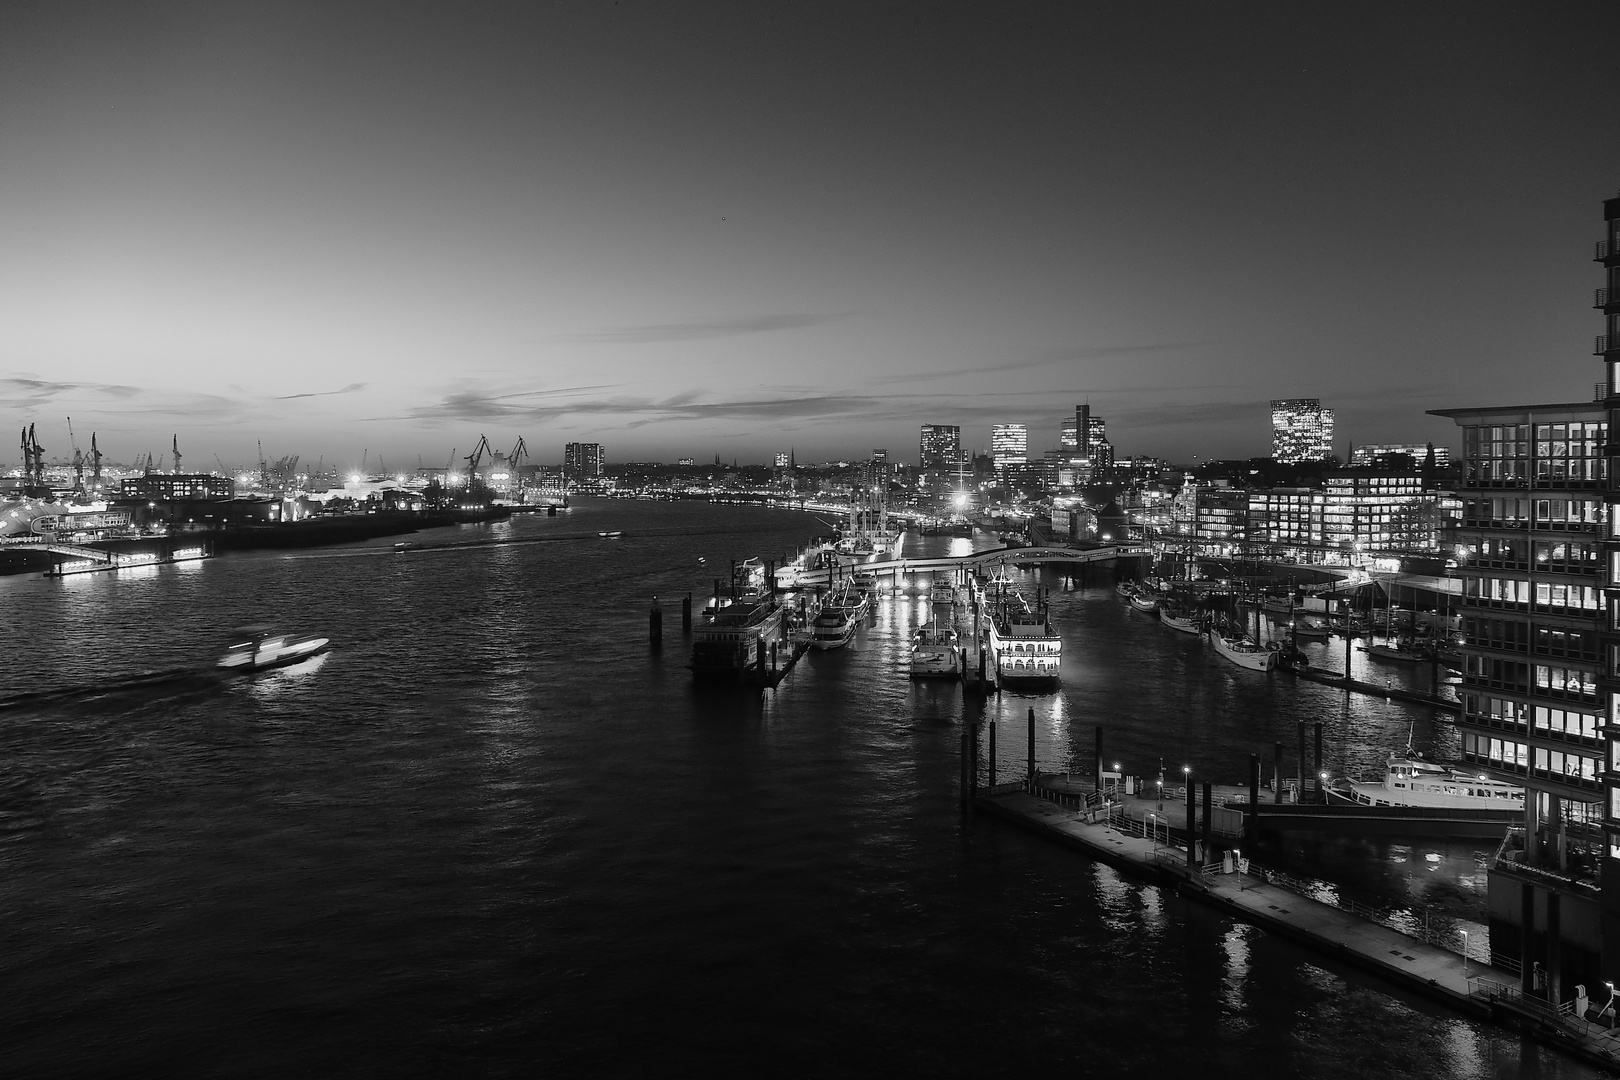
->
0 499 1597 1077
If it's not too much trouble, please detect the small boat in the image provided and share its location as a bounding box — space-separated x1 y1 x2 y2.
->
810 605 858 650
218 626 330 673
1291 619 1330 639
1114 581 1138 598
909 622 961 679
1128 591 1160 613
1209 631 1277 671
1159 608 1202 635
1361 640 1428 662
598 530 623 539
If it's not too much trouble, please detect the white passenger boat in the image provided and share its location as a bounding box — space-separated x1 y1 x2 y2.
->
1329 752 1525 810
1209 631 1277 671
986 584 1061 691
810 605 858 650
909 622 961 679
1128 591 1160 613
218 626 330 673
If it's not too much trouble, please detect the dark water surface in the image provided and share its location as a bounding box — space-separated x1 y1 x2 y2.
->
0 501 1597 1077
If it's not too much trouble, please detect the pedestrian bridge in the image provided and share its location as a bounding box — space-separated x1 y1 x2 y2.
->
784 544 1144 588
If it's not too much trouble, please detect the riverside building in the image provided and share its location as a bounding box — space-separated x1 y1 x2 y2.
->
990 424 1028 467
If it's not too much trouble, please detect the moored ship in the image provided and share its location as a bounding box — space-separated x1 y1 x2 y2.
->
984 580 1061 691
691 568 788 684
1209 630 1277 671
909 622 961 679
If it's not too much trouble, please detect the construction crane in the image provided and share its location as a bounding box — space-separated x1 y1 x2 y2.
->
68 417 84 492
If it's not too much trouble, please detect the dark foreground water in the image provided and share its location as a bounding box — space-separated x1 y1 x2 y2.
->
0 501 1597 1078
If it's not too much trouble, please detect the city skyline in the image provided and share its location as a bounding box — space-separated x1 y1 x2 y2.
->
4 4 1620 470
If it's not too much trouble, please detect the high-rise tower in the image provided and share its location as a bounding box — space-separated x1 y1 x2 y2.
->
1271 399 1334 463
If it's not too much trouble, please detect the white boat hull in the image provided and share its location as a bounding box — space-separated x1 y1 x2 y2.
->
1210 633 1276 671
1160 610 1201 634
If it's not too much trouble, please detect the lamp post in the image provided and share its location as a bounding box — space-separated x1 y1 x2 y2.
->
1157 756 1165 811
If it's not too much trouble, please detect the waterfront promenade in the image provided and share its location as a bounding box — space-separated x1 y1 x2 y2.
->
979 784 1620 1073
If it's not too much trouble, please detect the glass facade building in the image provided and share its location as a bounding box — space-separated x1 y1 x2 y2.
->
1271 399 1335 463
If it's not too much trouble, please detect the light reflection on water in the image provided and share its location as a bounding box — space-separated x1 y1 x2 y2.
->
0 504 1600 1078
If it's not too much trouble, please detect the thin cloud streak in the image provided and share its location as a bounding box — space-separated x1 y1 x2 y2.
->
871 342 1207 384
560 313 849 344
275 382 368 400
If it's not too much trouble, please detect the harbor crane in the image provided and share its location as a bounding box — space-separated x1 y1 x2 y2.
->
68 417 84 492
464 435 492 477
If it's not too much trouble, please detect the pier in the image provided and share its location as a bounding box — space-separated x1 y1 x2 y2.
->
975 781 1620 1072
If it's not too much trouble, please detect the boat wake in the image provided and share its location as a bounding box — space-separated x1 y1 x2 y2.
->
0 669 226 716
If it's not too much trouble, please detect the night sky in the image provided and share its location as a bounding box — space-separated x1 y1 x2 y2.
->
4 2 1619 470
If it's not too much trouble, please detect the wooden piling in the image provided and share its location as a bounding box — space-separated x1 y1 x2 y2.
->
988 720 997 787
649 597 662 647
1094 726 1103 792
682 593 692 632
1026 707 1035 788
1273 741 1284 804
1313 722 1324 802
1185 772 1197 868
1247 753 1261 845
1201 781 1213 864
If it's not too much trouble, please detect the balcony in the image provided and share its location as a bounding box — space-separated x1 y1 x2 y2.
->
1596 335 1614 356
1599 240 1614 261
1598 288 1613 308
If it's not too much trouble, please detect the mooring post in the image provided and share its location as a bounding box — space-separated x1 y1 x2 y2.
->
682 593 692 632
1313 722 1324 803
988 719 997 787
1201 781 1213 865
970 721 981 801
1273 741 1284 804
1295 723 1307 804
1185 772 1197 869
1026 707 1036 789
961 725 972 807
1247 753 1261 845
649 597 662 648
1094 725 1104 793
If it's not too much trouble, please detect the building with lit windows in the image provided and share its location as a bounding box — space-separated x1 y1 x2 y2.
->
1321 469 1440 555
1431 397 1608 1000
1271 399 1335 463
564 443 604 480
120 473 233 500
1351 443 1451 468
990 424 1027 467
919 425 962 491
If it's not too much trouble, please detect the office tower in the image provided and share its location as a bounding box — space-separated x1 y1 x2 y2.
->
1270 399 1335 463
919 425 962 471
990 424 1028 466
564 442 604 480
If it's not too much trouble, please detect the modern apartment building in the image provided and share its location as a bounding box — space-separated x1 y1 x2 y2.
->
1271 399 1335 463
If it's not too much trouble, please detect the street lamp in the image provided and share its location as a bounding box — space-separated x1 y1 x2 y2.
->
1157 756 1165 811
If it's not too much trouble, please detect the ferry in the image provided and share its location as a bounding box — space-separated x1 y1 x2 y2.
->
909 622 961 679
1209 631 1277 671
691 567 787 683
985 582 1061 691
1329 752 1525 810
218 626 330 673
